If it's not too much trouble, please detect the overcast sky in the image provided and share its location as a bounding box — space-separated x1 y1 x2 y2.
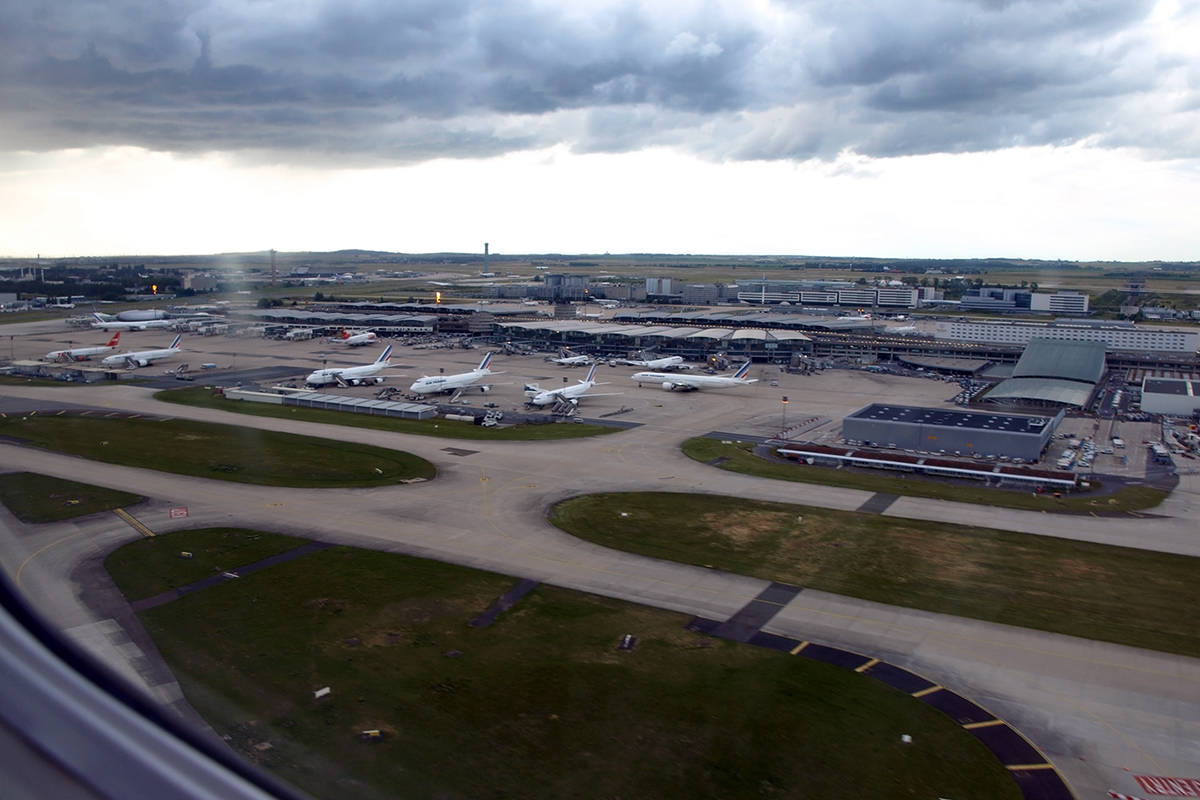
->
1 0 1197 259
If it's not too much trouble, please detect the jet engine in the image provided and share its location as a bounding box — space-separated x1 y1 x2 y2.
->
661 381 676 391
478 385 491 393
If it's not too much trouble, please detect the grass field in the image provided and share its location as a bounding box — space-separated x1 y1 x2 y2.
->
683 437 1170 514
108 531 1019 800
550 492 1200 659
156 386 620 441
0 472 143 523
104 528 308 600
0 414 435 488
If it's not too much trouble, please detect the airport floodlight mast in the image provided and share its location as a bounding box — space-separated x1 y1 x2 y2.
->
782 395 788 436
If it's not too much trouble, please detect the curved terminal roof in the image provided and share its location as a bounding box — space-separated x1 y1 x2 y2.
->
981 378 1094 408
1011 339 1106 384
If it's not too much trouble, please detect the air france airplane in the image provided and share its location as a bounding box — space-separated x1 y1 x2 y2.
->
409 352 501 395
631 362 757 391
101 335 183 369
524 364 623 407
620 351 693 370
306 345 395 386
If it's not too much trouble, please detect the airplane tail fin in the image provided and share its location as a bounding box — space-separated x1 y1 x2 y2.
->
376 345 393 364
733 362 752 379
584 364 598 383
340 327 350 339
169 334 182 349
107 333 120 347
93 312 106 323
478 352 493 371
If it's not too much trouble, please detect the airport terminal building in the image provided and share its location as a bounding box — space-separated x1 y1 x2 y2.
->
982 338 1107 409
842 404 1064 462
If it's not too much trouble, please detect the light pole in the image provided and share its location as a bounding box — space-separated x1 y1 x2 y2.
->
781 395 788 437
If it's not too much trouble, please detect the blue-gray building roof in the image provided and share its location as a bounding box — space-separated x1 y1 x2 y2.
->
1011 338 1106 384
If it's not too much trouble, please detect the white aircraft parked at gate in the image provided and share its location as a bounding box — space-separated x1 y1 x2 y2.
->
631 362 757 391
91 312 173 332
101 334 183 369
620 351 693 371
525 364 623 407
306 345 396 386
45 332 121 361
550 351 591 367
409 352 501 395
338 328 377 346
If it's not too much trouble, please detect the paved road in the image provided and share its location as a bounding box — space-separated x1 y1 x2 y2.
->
1 383 1198 798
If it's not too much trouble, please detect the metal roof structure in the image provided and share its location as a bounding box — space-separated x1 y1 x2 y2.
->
1010 339 1107 384
847 404 1055 434
980 378 1095 407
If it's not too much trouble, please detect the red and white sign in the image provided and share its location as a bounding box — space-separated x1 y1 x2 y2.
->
169 507 189 519
1135 775 1200 798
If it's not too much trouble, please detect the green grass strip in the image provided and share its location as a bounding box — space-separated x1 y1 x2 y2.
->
683 437 1168 513
0 472 143 523
104 528 309 601
0 414 435 488
550 491 1200 660
110 532 1019 800
156 386 620 441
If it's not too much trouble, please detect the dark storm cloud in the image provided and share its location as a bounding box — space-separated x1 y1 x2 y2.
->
0 0 1194 162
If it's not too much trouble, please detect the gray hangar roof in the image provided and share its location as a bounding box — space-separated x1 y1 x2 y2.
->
1011 338 1106 384
981 378 1095 407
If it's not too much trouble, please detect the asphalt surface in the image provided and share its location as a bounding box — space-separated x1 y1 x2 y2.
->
0 381 1198 799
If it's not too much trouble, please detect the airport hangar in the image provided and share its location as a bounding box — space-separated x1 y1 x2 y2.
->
841 404 1064 463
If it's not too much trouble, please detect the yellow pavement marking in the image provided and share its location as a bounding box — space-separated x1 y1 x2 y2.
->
789 641 809 655
1006 763 1054 771
113 508 155 538
854 657 880 673
13 531 89 588
522 484 538 489
912 685 943 698
963 719 1006 730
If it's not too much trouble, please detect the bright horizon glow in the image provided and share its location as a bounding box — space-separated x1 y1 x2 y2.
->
0 144 1196 262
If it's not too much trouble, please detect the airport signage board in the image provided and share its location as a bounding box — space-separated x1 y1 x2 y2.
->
169 507 189 519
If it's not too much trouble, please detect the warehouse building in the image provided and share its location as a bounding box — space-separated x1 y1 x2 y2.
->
842 404 1064 462
1140 378 1200 417
981 338 1106 409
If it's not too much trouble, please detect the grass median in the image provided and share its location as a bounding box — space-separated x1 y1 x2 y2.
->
683 437 1169 514
157 386 620 441
0 413 435 488
108 531 1019 800
104 528 308 600
0 472 143 523
550 491 1200 660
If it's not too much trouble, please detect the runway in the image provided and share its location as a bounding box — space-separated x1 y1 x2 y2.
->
0 381 1198 797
